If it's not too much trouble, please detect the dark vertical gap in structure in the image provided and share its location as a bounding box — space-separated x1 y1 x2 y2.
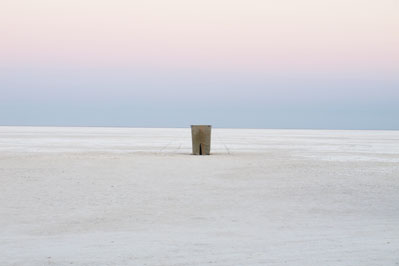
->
199 144 203 155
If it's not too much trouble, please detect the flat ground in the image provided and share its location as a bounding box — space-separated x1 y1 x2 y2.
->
0 126 398 266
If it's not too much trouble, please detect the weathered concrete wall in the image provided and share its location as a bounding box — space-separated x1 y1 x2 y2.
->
191 125 212 155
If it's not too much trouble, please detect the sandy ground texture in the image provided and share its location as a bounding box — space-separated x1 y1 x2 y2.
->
0 126 398 266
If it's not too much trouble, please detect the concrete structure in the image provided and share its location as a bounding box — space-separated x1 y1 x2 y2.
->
191 125 212 155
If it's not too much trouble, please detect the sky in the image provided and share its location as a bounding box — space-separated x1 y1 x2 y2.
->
0 0 398 129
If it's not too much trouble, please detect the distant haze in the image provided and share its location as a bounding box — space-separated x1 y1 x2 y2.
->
1 0 398 129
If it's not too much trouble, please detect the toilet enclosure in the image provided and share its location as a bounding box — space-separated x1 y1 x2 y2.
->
191 125 212 155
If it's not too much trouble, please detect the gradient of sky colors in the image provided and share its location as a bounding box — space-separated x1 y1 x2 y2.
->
1 0 398 129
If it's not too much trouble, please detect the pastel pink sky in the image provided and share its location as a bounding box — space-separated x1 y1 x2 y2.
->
0 0 398 129
1 0 398 74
